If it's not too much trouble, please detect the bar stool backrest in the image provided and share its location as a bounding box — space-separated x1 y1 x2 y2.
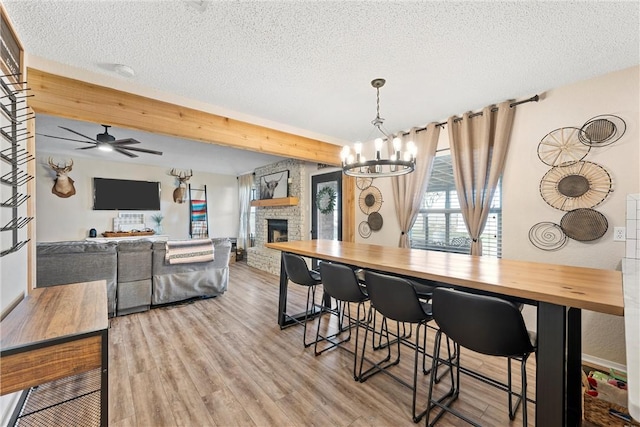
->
319 263 367 303
282 252 320 287
432 288 534 357
364 271 430 323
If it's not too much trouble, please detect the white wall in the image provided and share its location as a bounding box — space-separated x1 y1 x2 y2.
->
35 152 239 242
354 65 639 367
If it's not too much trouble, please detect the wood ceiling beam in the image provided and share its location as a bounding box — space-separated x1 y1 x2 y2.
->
26 68 341 166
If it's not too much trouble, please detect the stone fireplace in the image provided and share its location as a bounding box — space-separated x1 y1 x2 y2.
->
267 219 288 243
247 159 307 275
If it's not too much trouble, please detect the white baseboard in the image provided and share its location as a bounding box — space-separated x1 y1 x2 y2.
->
582 353 627 374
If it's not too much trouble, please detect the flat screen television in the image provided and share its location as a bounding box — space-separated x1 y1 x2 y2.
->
93 178 161 210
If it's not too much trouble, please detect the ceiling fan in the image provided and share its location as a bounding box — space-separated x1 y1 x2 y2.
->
38 124 163 158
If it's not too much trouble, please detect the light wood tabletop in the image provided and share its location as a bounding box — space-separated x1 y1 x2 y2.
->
0 280 109 399
0 280 108 352
266 239 624 316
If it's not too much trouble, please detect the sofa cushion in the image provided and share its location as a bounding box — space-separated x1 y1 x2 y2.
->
117 241 152 282
36 241 118 316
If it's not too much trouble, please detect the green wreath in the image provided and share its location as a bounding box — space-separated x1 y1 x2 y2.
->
316 186 337 215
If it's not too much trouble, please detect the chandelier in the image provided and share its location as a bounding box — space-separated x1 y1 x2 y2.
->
341 78 417 177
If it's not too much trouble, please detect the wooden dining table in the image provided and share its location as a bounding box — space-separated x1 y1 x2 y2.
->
265 239 624 427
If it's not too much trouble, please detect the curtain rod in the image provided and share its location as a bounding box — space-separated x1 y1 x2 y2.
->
402 94 539 136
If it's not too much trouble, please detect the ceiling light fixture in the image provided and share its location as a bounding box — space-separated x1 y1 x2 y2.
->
113 64 135 78
341 78 416 177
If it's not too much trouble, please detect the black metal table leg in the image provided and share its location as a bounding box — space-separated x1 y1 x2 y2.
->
536 302 566 426
567 307 582 427
277 252 289 327
101 330 109 427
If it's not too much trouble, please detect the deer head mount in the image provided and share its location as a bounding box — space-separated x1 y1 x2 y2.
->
170 168 192 203
260 172 286 199
48 157 76 198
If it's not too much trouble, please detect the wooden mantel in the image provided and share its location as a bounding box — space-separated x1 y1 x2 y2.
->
250 197 299 207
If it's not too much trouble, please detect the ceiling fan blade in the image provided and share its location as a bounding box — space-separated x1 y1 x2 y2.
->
36 133 96 145
119 146 163 156
111 138 141 146
76 146 97 150
114 147 138 158
59 126 100 143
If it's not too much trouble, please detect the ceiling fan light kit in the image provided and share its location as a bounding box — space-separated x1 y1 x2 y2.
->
341 78 417 177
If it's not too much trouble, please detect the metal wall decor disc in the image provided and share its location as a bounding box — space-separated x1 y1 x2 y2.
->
356 177 373 190
579 114 626 147
560 208 608 241
528 222 568 251
539 161 612 211
358 221 372 238
367 212 383 231
364 194 375 207
358 185 383 214
537 127 591 166
557 174 590 197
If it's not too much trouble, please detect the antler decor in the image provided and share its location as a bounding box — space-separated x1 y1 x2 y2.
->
47 157 76 198
170 168 193 203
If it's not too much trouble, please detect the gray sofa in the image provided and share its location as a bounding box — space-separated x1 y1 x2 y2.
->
36 238 232 317
151 239 231 305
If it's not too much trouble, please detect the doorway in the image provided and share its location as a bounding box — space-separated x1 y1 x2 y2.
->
311 170 342 242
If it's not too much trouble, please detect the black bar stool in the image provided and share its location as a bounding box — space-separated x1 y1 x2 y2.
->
281 252 323 347
315 262 370 380
426 287 537 427
360 271 440 423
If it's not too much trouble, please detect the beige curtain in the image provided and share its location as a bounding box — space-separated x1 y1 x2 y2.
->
390 124 440 248
448 101 515 256
237 173 254 250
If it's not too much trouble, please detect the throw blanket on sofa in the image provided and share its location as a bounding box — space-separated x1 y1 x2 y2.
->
165 239 214 265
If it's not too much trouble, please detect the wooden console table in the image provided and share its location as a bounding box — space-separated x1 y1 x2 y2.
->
0 281 109 426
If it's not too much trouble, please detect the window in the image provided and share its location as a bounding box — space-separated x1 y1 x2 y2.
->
409 154 502 257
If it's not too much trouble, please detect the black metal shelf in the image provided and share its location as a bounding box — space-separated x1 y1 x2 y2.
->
1 73 33 257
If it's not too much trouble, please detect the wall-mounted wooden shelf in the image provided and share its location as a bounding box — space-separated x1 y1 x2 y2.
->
251 197 299 207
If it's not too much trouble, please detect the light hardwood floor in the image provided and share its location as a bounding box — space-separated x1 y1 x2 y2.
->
109 261 536 426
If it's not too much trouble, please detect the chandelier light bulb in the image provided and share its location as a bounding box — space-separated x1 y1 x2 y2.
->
341 146 350 162
354 142 362 155
374 138 383 151
407 141 417 158
392 137 402 152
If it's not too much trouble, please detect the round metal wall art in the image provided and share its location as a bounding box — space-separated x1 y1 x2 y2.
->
537 127 591 166
356 177 373 190
578 114 626 147
358 185 383 214
560 208 608 241
529 222 568 251
539 161 612 211
358 221 372 238
367 212 383 231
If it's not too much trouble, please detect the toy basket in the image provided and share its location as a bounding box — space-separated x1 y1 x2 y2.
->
584 392 639 426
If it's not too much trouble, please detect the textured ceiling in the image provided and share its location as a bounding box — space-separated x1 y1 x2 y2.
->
3 1 639 175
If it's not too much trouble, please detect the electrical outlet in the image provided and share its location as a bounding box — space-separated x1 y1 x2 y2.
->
613 227 626 241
